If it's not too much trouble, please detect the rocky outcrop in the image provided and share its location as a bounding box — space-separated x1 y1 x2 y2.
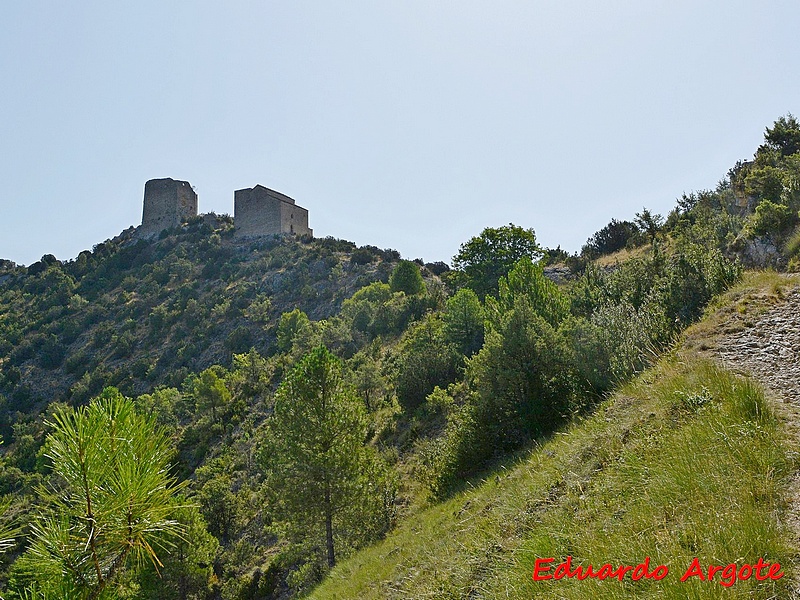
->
542 265 573 285
730 234 785 269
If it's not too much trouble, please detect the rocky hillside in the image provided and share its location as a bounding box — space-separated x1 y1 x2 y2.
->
705 276 800 402
1 115 799 599
0 216 417 439
689 273 800 573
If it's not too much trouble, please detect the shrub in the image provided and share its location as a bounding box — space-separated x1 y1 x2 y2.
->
350 247 376 265
389 261 426 295
581 219 641 258
276 309 311 352
785 223 800 257
749 200 796 236
225 326 253 354
469 306 577 453
394 316 461 412
425 261 450 276
442 288 484 356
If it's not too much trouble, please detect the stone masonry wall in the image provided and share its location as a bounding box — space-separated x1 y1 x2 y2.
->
279 201 311 237
234 185 312 238
140 178 198 238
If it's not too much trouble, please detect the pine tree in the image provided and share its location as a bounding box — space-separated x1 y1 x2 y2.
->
389 260 426 295
16 388 184 599
264 346 392 569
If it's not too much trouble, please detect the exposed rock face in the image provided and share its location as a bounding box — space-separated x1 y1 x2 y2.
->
140 178 198 238
542 265 572 285
736 236 784 269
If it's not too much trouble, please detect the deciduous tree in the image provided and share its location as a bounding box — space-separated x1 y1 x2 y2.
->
452 224 542 298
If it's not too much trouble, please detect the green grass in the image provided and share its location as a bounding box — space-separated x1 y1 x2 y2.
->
310 353 795 599
785 225 800 258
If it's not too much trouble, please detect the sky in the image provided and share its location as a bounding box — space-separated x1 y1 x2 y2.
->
2 1 799 266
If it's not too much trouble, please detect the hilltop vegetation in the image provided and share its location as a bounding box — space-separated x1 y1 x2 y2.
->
0 216 405 408
0 116 798 598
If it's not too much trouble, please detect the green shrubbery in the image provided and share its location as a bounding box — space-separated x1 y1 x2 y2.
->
421 221 742 497
748 199 797 236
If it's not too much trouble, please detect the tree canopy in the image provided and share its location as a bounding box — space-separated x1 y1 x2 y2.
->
263 346 392 571
581 218 640 258
389 260 426 295
451 224 542 298
761 113 800 158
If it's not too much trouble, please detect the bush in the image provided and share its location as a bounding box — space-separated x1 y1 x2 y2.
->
442 288 484 356
340 283 419 339
488 257 569 328
418 391 483 498
581 219 641 258
469 306 578 452
350 247 376 265
563 301 668 394
389 261 426 295
276 309 311 352
425 261 450 276
39 335 67 369
394 316 461 413
225 326 253 354
744 166 786 203
749 200 796 236
785 224 800 257
660 243 740 327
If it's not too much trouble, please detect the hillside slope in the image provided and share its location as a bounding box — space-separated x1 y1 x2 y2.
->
310 272 800 599
0 220 404 435
688 272 800 572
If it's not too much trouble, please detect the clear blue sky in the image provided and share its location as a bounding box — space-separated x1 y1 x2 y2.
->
2 1 799 266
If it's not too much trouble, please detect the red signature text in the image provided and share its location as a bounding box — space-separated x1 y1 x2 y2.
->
532 556 668 582
533 556 784 587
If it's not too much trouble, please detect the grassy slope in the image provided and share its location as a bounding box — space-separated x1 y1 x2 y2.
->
311 272 798 599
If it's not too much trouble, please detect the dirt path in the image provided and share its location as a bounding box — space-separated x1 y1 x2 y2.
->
713 288 800 404
700 279 800 595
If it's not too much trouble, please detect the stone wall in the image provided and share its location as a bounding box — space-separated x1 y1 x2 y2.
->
234 185 313 238
140 178 198 237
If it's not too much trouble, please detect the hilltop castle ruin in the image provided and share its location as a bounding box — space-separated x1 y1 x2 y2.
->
233 185 313 238
139 179 313 239
140 178 198 238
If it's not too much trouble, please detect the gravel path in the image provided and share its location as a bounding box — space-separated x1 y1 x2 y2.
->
713 288 800 403
707 283 800 596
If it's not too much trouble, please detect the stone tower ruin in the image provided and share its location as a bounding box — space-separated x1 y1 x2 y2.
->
234 185 313 238
140 178 198 238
